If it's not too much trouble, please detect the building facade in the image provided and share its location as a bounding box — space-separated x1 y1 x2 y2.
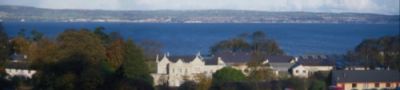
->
291 55 335 78
151 53 225 87
331 70 400 90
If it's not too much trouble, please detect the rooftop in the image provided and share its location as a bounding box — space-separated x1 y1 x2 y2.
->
332 70 400 83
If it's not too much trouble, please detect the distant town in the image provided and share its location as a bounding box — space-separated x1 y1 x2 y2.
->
0 5 399 24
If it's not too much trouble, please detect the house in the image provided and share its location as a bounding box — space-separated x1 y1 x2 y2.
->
151 53 225 87
331 70 400 90
291 55 335 78
263 55 297 76
4 53 36 79
213 51 252 74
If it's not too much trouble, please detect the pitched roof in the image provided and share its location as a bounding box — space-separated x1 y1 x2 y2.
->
204 59 218 65
168 56 196 63
5 61 30 69
266 56 294 63
297 55 335 66
269 63 295 71
214 52 251 64
332 70 400 83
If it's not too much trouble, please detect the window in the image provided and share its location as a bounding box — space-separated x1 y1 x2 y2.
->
303 70 306 73
386 83 390 87
352 83 357 88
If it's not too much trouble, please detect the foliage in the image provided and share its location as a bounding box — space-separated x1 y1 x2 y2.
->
178 81 197 90
211 31 284 55
247 68 275 82
0 23 10 66
347 35 400 70
308 79 326 90
105 39 125 71
94 26 111 45
121 39 153 85
30 29 44 42
57 29 106 64
212 67 245 85
28 39 58 68
195 73 212 90
282 77 308 90
11 37 30 54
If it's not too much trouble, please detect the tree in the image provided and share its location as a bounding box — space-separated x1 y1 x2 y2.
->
33 29 107 89
93 26 111 45
0 23 10 66
57 29 106 64
30 29 44 41
212 67 245 85
105 39 125 71
121 39 153 84
28 38 58 69
11 37 30 55
210 31 284 55
17 29 26 38
178 81 197 90
247 68 275 82
211 38 251 53
348 35 400 70
283 77 308 90
195 73 212 90
308 79 326 90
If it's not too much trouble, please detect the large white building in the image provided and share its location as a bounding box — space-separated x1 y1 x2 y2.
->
151 53 226 87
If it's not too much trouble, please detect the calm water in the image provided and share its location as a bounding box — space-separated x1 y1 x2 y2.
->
3 22 399 56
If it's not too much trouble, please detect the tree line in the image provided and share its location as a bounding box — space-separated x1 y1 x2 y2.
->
0 23 154 89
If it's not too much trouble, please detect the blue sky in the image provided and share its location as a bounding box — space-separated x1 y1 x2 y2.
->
0 0 398 15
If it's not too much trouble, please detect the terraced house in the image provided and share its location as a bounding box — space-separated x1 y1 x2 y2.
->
331 70 400 90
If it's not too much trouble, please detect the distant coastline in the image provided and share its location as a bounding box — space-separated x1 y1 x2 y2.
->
0 5 398 24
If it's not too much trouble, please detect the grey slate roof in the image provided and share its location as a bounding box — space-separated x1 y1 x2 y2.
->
5 61 30 69
332 70 400 83
168 56 196 63
214 52 251 64
269 63 295 72
297 55 335 66
266 56 294 63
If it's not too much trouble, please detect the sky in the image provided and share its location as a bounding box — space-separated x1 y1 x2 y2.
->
0 0 399 15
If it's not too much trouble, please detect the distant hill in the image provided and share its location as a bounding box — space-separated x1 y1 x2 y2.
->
0 5 398 24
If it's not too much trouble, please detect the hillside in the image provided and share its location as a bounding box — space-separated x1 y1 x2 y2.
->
0 5 398 24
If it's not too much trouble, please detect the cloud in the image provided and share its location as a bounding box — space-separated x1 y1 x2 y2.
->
0 0 398 15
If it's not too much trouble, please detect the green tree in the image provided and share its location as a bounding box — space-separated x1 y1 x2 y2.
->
11 37 30 55
17 29 26 38
94 26 111 45
308 79 326 90
28 38 58 69
283 77 308 90
30 29 44 41
348 35 400 70
0 23 10 66
211 31 284 55
178 81 197 90
105 39 125 71
212 67 245 85
33 29 107 90
121 39 153 84
195 73 212 90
